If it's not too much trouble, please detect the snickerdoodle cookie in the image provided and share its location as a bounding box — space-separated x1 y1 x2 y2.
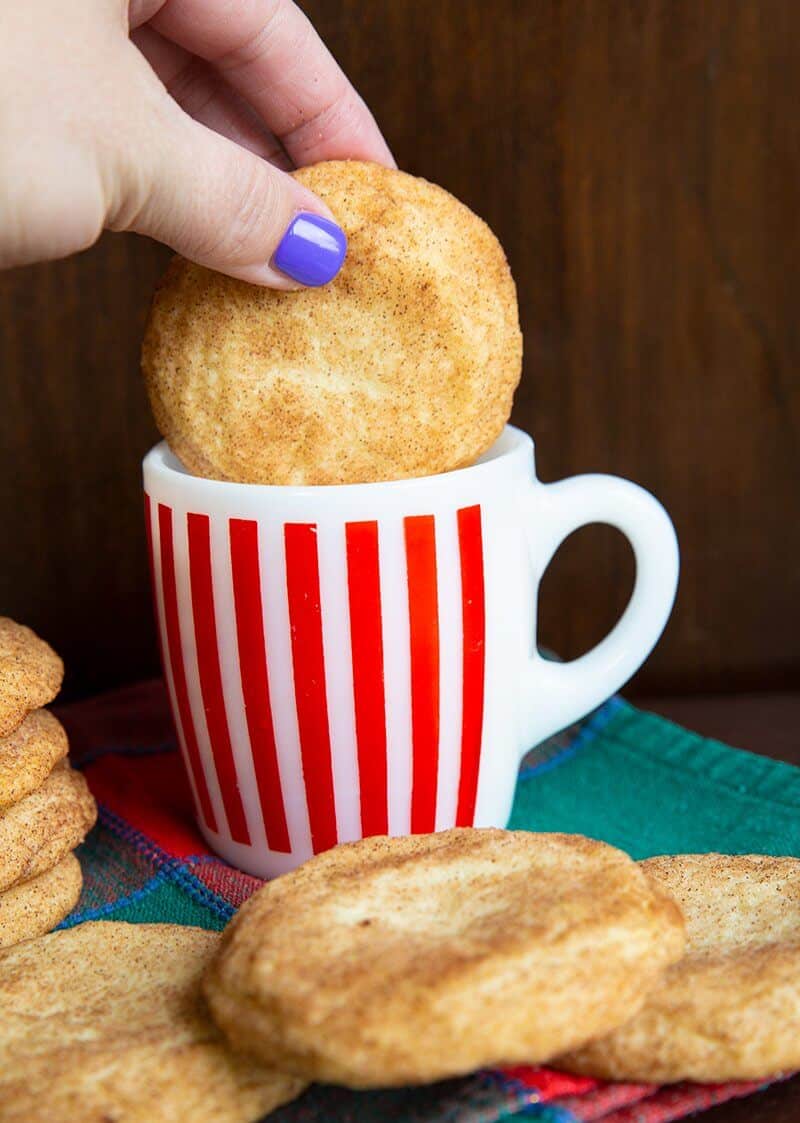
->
0 921 307 1122
0 708 68 810
204 828 684 1088
0 618 63 737
0 851 82 949
142 160 522 485
0 760 96 892
559 853 800 1083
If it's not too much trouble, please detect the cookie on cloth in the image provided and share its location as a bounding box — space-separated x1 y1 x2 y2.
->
203 828 684 1088
0 921 307 1123
0 760 97 892
142 160 522 485
0 708 69 811
558 853 800 1083
0 618 63 737
0 851 82 949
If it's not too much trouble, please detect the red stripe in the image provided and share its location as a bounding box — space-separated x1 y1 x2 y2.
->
156 504 217 832
229 519 291 853
284 524 337 853
144 495 201 821
345 521 388 836
187 513 250 845
404 515 440 833
456 505 486 825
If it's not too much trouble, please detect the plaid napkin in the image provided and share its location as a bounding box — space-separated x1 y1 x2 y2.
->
56 680 799 1123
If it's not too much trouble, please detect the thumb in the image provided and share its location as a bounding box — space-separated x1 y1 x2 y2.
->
117 107 346 289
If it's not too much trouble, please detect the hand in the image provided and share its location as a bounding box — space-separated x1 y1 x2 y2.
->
0 0 394 287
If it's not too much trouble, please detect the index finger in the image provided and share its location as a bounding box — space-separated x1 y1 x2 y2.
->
141 0 395 168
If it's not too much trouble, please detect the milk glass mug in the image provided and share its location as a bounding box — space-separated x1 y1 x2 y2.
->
143 426 679 878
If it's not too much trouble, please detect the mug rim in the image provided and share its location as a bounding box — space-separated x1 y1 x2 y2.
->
143 424 534 498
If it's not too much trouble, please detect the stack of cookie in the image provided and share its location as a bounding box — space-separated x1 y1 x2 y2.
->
0 617 96 949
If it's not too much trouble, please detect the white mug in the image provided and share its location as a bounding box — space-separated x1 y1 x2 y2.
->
143 426 678 878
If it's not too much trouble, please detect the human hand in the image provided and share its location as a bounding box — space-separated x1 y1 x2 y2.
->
0 0 394 287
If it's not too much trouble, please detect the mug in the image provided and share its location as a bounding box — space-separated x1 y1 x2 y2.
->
143 426 678 878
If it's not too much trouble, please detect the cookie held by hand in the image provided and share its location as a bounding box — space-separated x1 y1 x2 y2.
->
203 828 684 1088
142 160 522 485
558 853 800 1083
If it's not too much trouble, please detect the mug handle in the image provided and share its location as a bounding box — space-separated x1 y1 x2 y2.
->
518 474 679 752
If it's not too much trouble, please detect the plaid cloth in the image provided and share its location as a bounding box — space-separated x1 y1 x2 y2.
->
55 680 798 1123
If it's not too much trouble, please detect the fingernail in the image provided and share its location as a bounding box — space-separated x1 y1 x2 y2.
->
272 212 347 287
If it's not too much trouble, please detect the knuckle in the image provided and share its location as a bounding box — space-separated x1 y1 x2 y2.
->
164 58 216 119
173 154 283 267
215 163 282 263
281 78 354 156
97 124 154 234
213 0 285 69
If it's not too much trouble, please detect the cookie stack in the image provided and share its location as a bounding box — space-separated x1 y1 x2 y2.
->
0 617 96 949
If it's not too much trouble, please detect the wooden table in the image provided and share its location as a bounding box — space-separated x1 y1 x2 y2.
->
634 692 800 1122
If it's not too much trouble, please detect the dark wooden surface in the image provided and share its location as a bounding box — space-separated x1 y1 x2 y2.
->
701 1075 800 1123
1 1 799 699
639 690 800 760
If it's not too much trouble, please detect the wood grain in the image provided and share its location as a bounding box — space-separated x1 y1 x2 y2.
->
1 1 799 697
698 1075 800 1123
0 235 168 697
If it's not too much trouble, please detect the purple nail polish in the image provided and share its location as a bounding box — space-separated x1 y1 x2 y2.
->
273 212 347 287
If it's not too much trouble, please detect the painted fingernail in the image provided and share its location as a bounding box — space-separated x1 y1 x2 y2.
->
272 212 347 287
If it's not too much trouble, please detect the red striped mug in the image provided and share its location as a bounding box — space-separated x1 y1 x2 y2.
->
143 426 678 878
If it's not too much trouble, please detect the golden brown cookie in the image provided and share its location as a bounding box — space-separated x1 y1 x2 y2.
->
0 921 307 1123
0 708 69 811
0 851 82 949
204 828 684 1088
0 760 97 892
142 160 522 485
0 618 63 737
558 853 800 1083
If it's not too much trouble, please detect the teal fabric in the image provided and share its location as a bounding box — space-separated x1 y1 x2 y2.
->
510 697 800 858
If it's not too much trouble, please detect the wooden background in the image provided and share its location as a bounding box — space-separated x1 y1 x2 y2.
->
1 0 799 700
